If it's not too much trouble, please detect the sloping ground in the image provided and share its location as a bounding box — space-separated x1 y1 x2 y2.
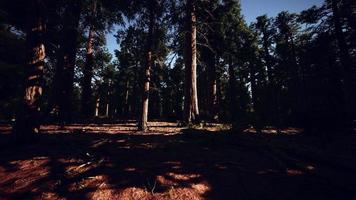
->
0 122 355 200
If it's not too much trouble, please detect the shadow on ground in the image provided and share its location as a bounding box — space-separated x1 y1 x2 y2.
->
0 123 356 200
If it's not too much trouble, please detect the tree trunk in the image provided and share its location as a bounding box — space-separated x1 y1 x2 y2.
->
207 51 218 121
139 10 155 131
228 56 238 126
50 1 81 123
331 0 354 117
184 0 199 124
124 79 130 117
250 62 262 132
105 81 111 118
95 96 100 117
81 0 97 119
262 30 272 82
13 0 46 139
60 2 82 123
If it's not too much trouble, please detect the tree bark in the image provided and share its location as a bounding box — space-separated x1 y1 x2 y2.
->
184 0 199 124
95 96 100 117
331 0 354 116
139 9 155 131
50 1 82 123
81 0 97 119
13 0 46 138
61 2 82 123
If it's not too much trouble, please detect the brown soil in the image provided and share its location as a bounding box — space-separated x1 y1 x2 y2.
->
0 122 355 200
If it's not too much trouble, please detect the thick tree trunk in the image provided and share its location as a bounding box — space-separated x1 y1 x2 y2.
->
13 0 46 138
331 0 354 116
60 2 82 123
139 10 155 131
50 1 82 123
81 27 95 118
184 0 199 124
81 0 97 119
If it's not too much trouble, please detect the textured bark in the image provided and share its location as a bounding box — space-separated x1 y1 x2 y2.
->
13 0 46 138
81 0 97 118
139 9 155 132
184 0 199 124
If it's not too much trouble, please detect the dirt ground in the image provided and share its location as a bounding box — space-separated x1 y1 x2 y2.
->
0 122 356 200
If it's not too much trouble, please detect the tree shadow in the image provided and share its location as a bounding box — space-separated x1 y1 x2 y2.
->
0 126 356 199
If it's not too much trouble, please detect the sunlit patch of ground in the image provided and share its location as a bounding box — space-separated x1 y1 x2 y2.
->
243 127 303 135
1 122 356 199
36 122 183 135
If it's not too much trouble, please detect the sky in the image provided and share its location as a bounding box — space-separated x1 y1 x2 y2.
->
106 0 324 57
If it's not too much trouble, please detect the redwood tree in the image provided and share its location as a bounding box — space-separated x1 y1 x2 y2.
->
184 0 199 124
13 0 46 138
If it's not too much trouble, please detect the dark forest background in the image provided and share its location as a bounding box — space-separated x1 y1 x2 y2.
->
0 0 355 134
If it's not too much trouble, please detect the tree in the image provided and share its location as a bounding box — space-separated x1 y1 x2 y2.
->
274 11 302 123
329 0 354 117
184 0 199 124
138 1 157 131
51 1 82 123
81 0 97 119
81 0 123 118
12 0 46 138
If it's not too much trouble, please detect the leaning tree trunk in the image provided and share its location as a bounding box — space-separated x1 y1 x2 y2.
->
12 0 46 139
81 0 97 119
184 0 199 124
139 10 155 132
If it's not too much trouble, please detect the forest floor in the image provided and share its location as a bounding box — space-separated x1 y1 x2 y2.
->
0 122 356 200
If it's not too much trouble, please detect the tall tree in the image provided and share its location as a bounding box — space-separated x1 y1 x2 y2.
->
12 0 46 138
184 0 199 124
329 0 354 117
81 0 97 118
139 5 155 131
53 1 82 123
255 15 274 82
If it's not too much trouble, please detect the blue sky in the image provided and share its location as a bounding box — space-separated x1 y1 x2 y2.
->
106 0 324 57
